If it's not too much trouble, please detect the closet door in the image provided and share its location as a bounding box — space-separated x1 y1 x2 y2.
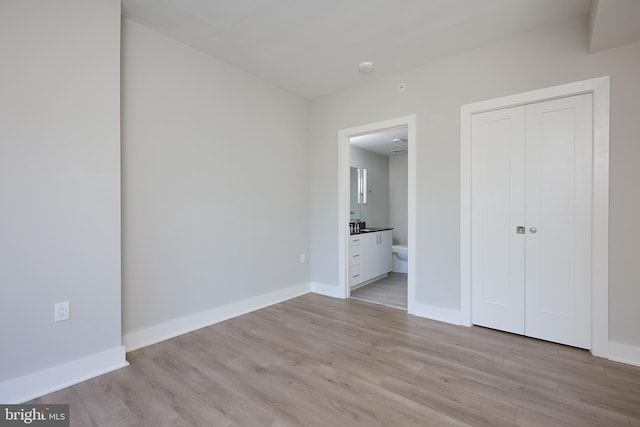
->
471 106 526 334
525 93 592 349
471 94 593 349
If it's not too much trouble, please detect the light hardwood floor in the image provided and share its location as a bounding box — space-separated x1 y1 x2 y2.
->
31 294 640 426
350 272 407 309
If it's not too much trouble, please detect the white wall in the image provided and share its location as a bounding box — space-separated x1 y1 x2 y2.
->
0 0 125 401
389 155 408 246
309 17 640 348
349 146 389 227
121 19 311 348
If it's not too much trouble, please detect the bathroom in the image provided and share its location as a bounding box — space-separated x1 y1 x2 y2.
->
348 127 408 309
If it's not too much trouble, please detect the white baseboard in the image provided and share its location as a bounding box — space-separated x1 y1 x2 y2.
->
608 341 640 367
0 346 128 404
409 302 462 326
123 283 310 352
310 282 346 299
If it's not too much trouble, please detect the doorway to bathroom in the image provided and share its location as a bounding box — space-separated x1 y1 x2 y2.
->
337 115 416 311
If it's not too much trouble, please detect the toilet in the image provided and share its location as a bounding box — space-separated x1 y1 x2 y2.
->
391 245 408 273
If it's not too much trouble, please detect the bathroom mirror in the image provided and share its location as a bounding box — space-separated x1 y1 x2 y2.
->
350 166 369 220
350 167 360 220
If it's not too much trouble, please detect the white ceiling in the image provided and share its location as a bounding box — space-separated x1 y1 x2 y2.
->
122 0 594 99
121 0 640 100
350 128 408 158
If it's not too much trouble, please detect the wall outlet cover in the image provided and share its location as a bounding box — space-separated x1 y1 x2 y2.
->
54 301 70 322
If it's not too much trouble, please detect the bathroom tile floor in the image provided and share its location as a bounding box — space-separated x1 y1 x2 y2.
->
350 272 407 309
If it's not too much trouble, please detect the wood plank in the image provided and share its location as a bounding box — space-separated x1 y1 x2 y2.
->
351 272 407 309
27 294 640 426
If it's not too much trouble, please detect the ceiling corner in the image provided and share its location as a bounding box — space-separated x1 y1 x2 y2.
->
589 0 640 53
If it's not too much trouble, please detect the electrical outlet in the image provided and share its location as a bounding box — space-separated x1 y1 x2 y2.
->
300 253 306 264
54 301 69 322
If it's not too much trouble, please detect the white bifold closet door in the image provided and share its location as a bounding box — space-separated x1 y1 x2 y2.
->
471 93 592 349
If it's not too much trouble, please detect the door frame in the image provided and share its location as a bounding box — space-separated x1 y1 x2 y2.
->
338 115 416 310
460 76 610 357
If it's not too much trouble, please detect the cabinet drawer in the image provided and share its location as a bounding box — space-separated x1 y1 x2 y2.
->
349 246 361 266
350 236 362 246
349 265 362 286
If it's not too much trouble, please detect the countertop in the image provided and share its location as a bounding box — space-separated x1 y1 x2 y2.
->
350 226 393 235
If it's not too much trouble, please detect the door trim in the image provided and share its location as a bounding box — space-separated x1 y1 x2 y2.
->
460 76 610 357
338 115 416 311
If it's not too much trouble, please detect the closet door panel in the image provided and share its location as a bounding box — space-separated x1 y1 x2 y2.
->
471 106 525 334
524 93 592 349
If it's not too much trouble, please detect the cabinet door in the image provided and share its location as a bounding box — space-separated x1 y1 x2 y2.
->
471 106 526 335
358 232 378 283
377 230 393 276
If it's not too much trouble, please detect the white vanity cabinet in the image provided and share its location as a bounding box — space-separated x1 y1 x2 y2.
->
349 235 363 286
349 229 392 288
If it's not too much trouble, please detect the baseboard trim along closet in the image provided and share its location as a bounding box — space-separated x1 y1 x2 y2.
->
609 341 640 367
123 283 311 352
409 302 463 326
0 346 128 404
